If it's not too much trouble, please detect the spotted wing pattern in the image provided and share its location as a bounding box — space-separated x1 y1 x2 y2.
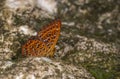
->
22 19 61 57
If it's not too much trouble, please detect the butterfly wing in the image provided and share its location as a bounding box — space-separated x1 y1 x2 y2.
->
22 39 48 56
22 19 61 57
37 19 61 57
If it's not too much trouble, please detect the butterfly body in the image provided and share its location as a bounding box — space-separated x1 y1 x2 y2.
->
22 19 61 57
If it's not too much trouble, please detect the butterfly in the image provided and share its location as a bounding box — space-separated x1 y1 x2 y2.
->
22 19 61 57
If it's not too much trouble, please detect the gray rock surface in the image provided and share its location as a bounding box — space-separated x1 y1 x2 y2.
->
0 57 94 79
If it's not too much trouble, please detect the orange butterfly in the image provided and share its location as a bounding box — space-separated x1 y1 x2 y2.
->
22 19 61 57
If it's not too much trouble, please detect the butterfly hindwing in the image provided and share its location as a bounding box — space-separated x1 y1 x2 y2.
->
22 39 48 56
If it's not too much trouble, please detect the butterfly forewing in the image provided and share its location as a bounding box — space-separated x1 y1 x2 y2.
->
37 20 61 56
22 19 61 57
37 19 61 41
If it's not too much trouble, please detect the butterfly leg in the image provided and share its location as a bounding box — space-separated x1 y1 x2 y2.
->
48 48 56 58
